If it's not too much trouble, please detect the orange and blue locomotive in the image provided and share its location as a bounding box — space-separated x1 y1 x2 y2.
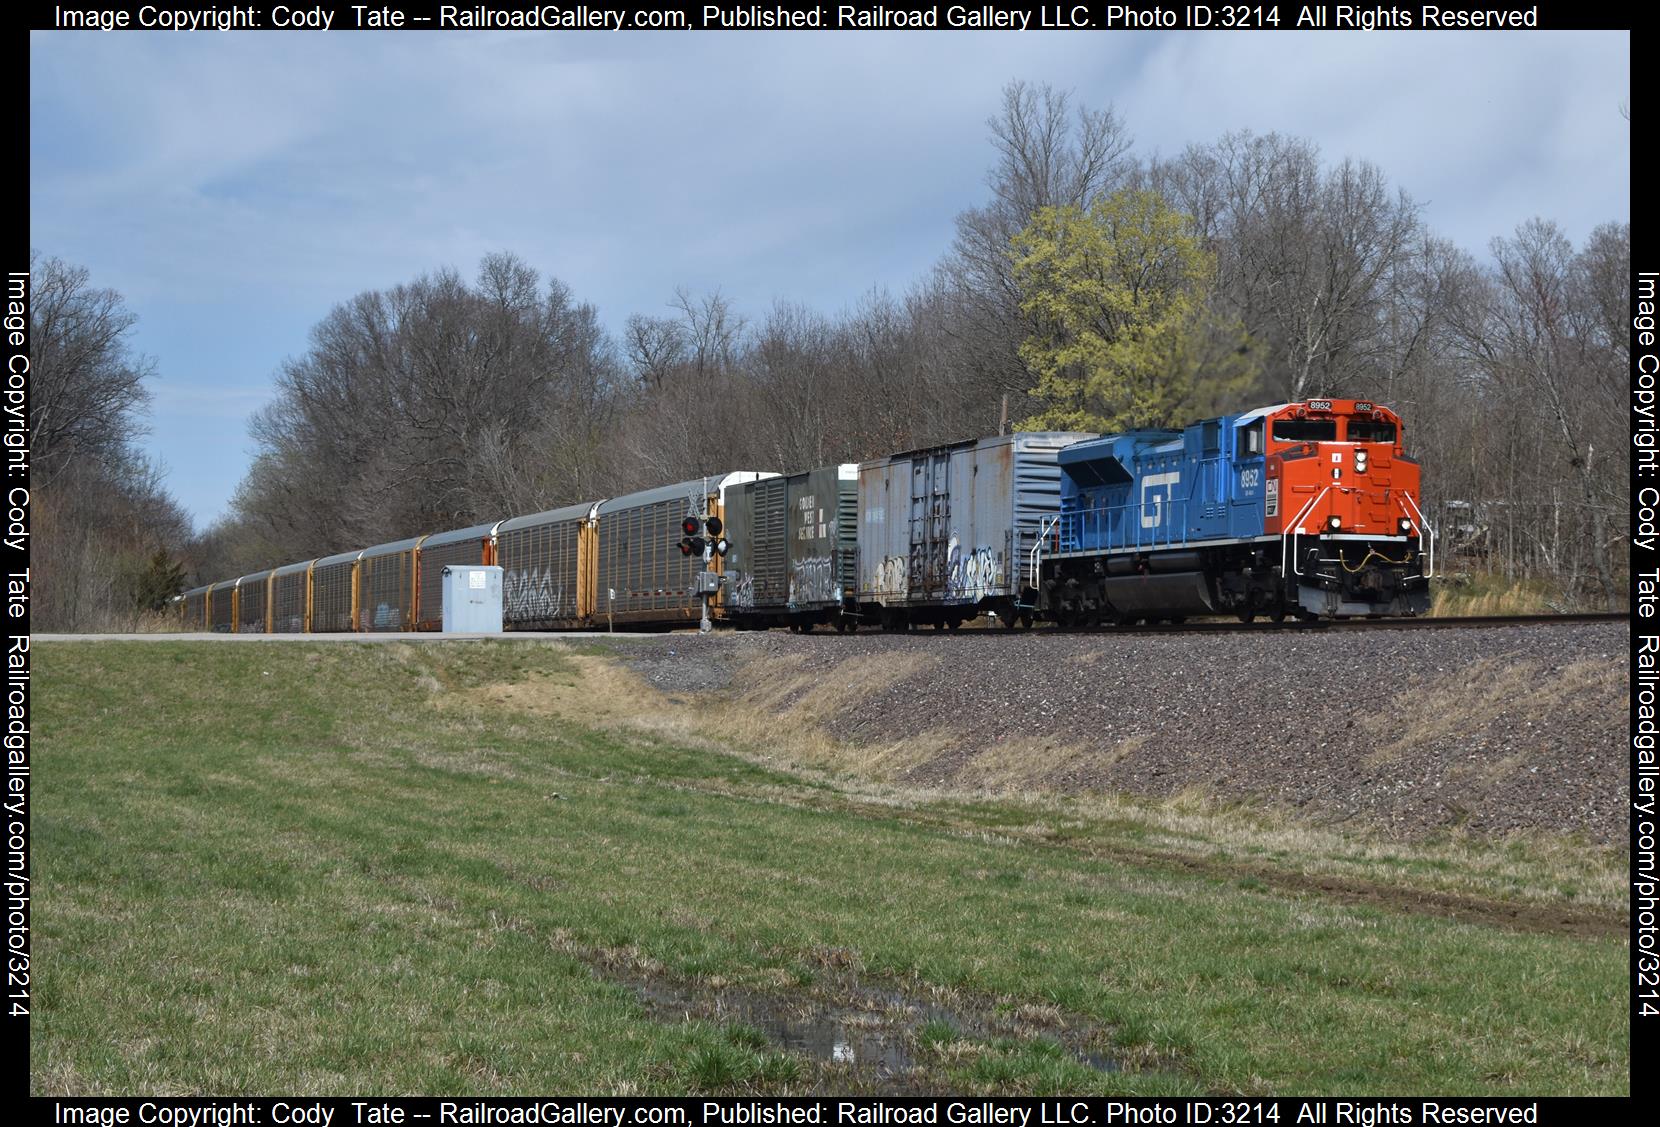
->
1040 399 1432 623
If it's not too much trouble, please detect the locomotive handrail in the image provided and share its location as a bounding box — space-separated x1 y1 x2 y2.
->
1283 487 1331 578
1062 498 1192 554
1398 491 1436 579
1030 515 1059 588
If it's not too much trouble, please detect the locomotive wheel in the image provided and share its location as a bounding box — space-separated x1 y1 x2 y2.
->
947 617 961 631
1002 612 1018 630
1270 606 1288 623
834 618 848 634
1238 609 1256 624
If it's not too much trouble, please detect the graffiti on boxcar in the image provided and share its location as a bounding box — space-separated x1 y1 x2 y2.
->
945 537 1002 600
729 570 755 609
788 555 835 607
503 566 569 621
873 554 908 596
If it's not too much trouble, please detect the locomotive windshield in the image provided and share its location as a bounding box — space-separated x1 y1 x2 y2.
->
1272 418 1337 442
1347 420 1398 443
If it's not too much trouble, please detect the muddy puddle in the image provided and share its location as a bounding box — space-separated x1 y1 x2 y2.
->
622 973 1119 1083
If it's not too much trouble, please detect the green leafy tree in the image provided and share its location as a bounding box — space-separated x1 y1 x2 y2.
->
1011 188 1256 431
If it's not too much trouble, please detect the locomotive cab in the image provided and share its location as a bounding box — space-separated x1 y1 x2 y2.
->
1263 399 1432 617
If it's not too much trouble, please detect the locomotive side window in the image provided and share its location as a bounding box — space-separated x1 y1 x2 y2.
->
1347 420 1397 443
1272 419 1337 442
1202 421 1221 453
1240 421 1264 456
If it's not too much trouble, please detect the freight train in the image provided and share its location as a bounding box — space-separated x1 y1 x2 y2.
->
175 399 1432 633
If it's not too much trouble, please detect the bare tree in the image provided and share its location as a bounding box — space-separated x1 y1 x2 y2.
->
27 251 156 484
236 253 625 556
1447 219 1627 606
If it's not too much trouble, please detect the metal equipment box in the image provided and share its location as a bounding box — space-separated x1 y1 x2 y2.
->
441 565 504 633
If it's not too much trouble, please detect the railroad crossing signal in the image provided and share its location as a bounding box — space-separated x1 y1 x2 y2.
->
680 502 731 634
679 514 729 558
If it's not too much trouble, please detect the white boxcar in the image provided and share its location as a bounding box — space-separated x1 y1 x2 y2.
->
856 432 1093 628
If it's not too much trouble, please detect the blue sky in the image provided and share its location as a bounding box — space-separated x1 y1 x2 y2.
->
30 29 1630 529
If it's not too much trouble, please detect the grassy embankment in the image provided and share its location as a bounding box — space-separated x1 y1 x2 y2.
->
33 641 1628 1095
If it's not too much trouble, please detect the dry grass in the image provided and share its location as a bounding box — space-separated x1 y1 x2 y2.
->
1428 572 1565 617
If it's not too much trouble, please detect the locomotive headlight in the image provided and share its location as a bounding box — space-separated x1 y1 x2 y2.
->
1399 518 1414 534
1328 515 1343 530
1355 449 1368 473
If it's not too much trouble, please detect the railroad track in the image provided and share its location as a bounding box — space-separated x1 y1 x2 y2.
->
1020 611 1632 636
857 611 1628 638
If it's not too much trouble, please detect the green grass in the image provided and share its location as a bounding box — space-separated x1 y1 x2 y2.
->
32 641 1628 1095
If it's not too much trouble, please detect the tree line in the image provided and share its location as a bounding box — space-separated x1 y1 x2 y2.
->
30 81 1630 627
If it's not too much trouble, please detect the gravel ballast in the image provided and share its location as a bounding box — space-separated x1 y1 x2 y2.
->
617 622 1629 841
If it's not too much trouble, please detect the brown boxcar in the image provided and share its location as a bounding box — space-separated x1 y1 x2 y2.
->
496 503 596 629
357 536 424 632
179 585 211 631
209 580 236 633
236 570 272 634
270 560 313 633
416 522 499 630
310 549 362 633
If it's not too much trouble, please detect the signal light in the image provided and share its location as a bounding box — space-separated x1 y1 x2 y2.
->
681 516 700 536
705 515 722 536
714 538 730 557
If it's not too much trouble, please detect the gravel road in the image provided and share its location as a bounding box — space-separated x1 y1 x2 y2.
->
616 622 1629 841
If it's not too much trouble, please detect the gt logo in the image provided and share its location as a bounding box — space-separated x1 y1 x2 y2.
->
1140 472 1181 529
